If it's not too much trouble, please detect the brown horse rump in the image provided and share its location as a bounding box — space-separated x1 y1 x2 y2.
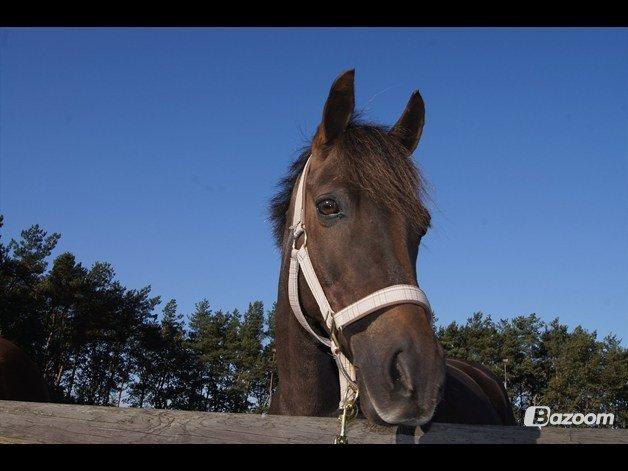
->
0 337 49 402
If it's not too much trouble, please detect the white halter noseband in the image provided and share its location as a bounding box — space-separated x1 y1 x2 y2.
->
287 155 433 408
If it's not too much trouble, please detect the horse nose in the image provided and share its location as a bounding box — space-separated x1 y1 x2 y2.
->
390 350 417 397
386 337 445 419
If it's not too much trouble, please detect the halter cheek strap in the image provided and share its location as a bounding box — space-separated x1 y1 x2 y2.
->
287 156 433 408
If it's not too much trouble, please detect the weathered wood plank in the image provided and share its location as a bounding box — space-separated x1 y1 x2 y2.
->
0 400 625 444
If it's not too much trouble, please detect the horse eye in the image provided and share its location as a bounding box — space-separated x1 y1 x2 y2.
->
316 198 340 216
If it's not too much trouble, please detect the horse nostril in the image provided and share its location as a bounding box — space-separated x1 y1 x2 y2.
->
390 351 415 396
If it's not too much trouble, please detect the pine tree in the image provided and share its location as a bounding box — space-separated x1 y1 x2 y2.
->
231 301 266 412
39 252 89 400
0 221 61 365
147 299 187 409
260 302 277 413
187 301 236 412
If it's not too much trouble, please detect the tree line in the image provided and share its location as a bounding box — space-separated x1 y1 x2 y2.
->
1 216 626 426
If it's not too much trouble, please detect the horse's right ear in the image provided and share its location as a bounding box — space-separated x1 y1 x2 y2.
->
313 69 355 151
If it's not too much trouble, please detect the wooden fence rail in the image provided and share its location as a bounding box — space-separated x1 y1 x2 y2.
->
0 400 626 444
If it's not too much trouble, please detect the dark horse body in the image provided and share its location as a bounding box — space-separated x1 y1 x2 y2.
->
0 337 49 402
269 70 515 427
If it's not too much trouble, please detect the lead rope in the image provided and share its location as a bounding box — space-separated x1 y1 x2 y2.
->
329 311 359 443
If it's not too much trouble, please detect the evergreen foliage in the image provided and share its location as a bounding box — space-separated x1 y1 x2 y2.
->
1 217 625 425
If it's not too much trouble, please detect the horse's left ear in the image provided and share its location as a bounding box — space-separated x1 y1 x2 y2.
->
389 90 425 155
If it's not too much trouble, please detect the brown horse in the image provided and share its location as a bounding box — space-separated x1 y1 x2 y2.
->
0 337 49 402
269 70 515 427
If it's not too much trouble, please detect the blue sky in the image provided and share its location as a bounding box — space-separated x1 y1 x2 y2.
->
1 28 626 342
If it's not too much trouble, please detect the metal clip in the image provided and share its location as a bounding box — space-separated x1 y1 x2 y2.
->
334 389 359 444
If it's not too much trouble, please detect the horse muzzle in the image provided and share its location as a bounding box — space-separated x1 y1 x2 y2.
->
349 304 446 426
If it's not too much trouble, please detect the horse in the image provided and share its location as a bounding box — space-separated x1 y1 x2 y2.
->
0 337 49 402
268 69 515 427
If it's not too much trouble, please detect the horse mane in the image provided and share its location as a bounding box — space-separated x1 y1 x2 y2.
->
269 117 431 248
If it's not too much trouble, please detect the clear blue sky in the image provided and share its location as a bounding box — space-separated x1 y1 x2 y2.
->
1 28 626 342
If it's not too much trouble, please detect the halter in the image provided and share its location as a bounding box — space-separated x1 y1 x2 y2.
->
287 155 433 410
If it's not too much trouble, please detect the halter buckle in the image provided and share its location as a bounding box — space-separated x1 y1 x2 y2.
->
329 313 344 348
291 224 306 250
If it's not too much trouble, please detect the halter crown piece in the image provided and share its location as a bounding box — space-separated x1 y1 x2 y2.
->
287 155 433 410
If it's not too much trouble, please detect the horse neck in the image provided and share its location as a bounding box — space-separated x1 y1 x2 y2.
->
269 208 340 417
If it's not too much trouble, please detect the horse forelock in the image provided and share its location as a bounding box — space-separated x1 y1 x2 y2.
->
269 117 431 249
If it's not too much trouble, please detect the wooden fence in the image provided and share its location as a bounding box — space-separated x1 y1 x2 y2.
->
0 400 626 444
